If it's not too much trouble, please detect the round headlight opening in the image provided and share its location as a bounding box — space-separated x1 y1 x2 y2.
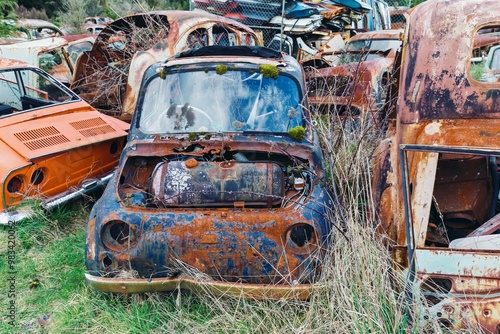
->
289 223 315 247
109 221 131 245
7 176 24 193
31 168 45 185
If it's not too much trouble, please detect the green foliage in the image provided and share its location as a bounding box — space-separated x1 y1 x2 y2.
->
158 67 167 79
0 0 17 16
288 125 306 142
470 62 485 81
215 64 228 75
0 21 16 36
18 0 61 18
259 64 279 79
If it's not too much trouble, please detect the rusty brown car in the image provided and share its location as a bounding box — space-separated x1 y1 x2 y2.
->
372 0 500 331
84 45 333 300
71 11 262 121
0 58 128 224
304 29 403 130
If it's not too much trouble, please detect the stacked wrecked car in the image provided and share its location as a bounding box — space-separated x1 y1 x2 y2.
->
70 11 262 120
304 29 403 130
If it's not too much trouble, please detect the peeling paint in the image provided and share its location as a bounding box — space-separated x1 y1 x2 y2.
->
372 0 500 331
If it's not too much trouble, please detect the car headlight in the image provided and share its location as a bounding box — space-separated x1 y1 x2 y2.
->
101 220 135 250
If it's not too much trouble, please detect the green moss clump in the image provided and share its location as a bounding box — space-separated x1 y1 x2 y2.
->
288 126 306 142
216 64 228 75
188 132 198 141
157 67 167 79
260 64 279 79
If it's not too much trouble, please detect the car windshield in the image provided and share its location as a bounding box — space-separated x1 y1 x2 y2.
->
346 39 401 53
139 68 303 133
0 67 76 116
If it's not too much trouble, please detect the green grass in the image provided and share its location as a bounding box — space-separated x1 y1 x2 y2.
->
470 62 485 81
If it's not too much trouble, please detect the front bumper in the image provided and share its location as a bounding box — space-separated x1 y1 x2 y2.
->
85 273 313 300
0 173 113 225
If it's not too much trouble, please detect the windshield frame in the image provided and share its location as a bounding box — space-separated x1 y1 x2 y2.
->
136 64 306 135
346 38 402 53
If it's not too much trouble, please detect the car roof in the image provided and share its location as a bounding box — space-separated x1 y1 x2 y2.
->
349 29 403 41
15 18 64 34
175 45 282 59
99 10 256 39
0 36 68 51
0 57 35 69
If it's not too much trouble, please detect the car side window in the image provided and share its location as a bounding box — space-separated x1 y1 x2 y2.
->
187 28 208 49
0 70 22 111
470 26 500 82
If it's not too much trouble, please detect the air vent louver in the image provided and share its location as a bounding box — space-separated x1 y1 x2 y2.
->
70 117 115 138
14 126 70 151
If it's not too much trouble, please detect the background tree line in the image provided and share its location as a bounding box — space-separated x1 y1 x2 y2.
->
1 0 190 21
0 0 189 35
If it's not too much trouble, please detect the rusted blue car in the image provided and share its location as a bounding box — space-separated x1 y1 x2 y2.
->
84 45 333 299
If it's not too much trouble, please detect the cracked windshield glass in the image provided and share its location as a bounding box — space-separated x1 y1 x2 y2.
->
139 68 303 133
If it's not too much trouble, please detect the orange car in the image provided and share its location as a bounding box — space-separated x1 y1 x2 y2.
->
0 58 129 224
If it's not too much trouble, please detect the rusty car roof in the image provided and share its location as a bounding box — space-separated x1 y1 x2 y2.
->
399 0 500 123
0 36 69 52
0 57 33 69
161 45 305 88
71 10 261 119
96 10 257 42
14 18 64 37
0 35 95 53
348 29 403 42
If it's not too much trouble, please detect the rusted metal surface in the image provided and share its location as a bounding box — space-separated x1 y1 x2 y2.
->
305 30 402 129
0 58 128 223
399 1 500 122
468 213 500 237
85 46 333 298
71 11 262 120
372 0 500 331
415 249 500 332
1 19 64 40
85 273 313 299
307 56 394 128
0 35 96 85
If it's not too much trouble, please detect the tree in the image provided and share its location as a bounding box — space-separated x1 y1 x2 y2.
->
0 0 17 17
